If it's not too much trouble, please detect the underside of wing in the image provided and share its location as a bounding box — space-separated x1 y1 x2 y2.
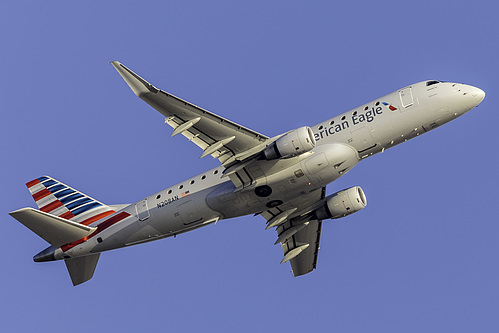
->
111 61 270 164
281 219 322 276
261 187 326 276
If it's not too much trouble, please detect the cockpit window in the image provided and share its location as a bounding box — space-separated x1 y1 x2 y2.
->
426 80 440 86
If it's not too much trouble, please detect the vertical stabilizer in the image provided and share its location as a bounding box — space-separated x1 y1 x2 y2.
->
25 176 116 226
64 254 100 286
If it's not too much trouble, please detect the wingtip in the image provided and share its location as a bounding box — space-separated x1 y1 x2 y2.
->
9 207 35 217
111 61 157 96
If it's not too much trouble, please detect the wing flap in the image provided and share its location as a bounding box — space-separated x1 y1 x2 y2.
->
9 208 96 248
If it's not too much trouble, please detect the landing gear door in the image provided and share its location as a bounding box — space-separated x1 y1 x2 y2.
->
135 199 150 222
399 87 414 109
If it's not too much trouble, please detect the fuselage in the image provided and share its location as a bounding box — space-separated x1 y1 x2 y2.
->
48 81 485 261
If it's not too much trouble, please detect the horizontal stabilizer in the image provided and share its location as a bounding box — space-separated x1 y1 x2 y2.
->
9 208 96 248
65 254 100 286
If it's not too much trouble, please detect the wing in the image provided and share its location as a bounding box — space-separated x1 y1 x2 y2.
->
261 187 326 276
111 61 270 165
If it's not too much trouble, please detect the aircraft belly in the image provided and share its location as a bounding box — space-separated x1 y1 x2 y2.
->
312 144 358 184
205 182 260 218
69 145 360 255
205 144 361 218
125 189 222 245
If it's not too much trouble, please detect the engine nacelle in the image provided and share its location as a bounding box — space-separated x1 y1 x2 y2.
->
264 126 316 160
316 186 367 220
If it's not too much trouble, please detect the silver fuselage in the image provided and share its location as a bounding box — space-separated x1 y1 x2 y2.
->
51 81 484 260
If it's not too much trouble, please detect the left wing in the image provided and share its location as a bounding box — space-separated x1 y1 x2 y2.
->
111 61 270 165
261 187 326 276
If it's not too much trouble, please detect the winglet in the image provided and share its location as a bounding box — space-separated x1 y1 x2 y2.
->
110 61 158 96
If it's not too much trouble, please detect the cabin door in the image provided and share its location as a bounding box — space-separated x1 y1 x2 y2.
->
399 87 414 108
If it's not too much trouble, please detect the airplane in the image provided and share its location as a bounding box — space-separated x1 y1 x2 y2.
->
9 61 485 285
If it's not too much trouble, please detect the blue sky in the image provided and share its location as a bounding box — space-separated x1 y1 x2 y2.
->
1 1 498 332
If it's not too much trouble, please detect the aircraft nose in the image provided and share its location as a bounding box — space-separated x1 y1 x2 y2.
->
460 85 485 110
471 87 485 105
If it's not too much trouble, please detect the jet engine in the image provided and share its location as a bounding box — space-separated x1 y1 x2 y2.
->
315 186 367 220
264 126 316 160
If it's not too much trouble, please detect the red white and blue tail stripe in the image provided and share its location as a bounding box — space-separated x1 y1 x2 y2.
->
26 176 115 226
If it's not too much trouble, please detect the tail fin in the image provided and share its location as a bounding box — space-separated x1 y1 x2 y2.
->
65 254 100 286
9 208 96 248
25 176 116 226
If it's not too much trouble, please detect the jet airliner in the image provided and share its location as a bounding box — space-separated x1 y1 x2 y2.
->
9 62 485 285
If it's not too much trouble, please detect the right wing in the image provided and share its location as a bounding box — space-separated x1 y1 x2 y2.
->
111 61 270 165
261 187 326 276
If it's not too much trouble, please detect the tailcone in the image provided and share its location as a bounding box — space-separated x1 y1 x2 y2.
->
33 246 56 262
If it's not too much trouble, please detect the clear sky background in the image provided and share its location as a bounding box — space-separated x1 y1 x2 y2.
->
1 1 498 332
